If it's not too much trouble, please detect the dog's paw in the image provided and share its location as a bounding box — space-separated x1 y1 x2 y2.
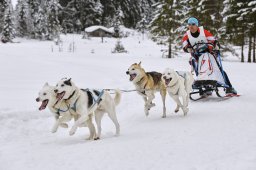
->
60 123 68 128
162 114 166 118
144 108 149 116
145 109 149 116
69 128 76 136
183 107 189 116
94 137 100 140
115 132 120 137
51 128 57 133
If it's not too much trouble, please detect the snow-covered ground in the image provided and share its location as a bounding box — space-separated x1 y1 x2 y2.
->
0 33 255 170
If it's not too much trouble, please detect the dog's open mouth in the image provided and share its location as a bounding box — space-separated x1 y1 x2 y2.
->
164 78 172 86
129 74 137 81
56 91 65 101
39 99 49 110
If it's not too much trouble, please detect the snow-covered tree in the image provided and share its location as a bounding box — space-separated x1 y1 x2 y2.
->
27 0 40 38
197 0 224 38
0 0 9 33
16 0 29 37
247 1 256 62
1 8 15 43
34 7 49 39
46 0 62 40
61 0 102 33
149 0 187 58
241 0 256 63
80 0 103 29
99 0 116 27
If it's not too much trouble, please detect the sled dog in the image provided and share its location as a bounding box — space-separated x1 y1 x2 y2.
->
54 78 121 139
126 62 167 117
162 68 194 116
36 83 96 140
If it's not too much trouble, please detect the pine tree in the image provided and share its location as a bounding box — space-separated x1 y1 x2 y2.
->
149 0 187 58
27 0 40 38
237 0 254 63
61 0 102 33
16 0 28 37
1 8 15 43
79 0 103 29
100 0 116 27
186 0 200 19
247 0 256 63
46 0 62 40
0 0 9 33
35 7 49 39
198 0 224 39
223 0 246 62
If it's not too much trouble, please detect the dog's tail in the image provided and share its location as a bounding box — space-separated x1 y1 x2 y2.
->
114 89 121 106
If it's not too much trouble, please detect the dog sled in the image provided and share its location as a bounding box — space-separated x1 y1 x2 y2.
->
189 42 239 101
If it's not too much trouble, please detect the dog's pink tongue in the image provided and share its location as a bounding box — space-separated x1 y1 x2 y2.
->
165 79 170 86
56 92 65 101
39 100 47 110
130 74 136 81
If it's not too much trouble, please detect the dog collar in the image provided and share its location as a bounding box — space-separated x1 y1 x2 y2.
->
137 76 144 85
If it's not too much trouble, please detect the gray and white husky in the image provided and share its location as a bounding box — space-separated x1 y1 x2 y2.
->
54 78 121 139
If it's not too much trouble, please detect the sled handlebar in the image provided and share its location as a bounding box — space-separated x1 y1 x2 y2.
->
191 42 214 49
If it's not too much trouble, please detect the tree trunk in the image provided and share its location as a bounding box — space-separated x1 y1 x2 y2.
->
241 42 244 63
168 42 172 58
253 34 256 63
248 36 252 63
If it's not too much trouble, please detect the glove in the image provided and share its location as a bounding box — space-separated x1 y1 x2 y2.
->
187 48 193 53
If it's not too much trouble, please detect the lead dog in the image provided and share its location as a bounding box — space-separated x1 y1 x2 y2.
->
36 83 96 140
162 68 194 116
54 78 121 139
126 62 167 118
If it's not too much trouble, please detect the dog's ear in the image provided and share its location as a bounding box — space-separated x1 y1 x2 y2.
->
44 82 49 87
64 78 72 86
138 61 141 66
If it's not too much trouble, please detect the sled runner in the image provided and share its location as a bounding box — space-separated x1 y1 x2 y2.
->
189 42 239 101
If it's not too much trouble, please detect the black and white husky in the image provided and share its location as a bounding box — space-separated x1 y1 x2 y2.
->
36 83 96 140
54 78 121 139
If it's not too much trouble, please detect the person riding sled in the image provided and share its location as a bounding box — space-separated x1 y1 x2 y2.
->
182 17 237 95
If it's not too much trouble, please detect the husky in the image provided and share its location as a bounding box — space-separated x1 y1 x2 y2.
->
54 78 121 139
36 83 96 140
162 68 194 116
126 62 167 118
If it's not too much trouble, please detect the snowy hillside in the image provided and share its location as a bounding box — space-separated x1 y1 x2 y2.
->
0 33 256 170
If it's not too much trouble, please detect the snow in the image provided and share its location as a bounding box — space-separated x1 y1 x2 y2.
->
12 0 18 7
0 33 256 170
85 25 113 34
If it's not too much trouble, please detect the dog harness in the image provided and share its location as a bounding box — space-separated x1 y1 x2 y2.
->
168 71 187 96
81 88 104 110
54 105 70 115
54 89 104 114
